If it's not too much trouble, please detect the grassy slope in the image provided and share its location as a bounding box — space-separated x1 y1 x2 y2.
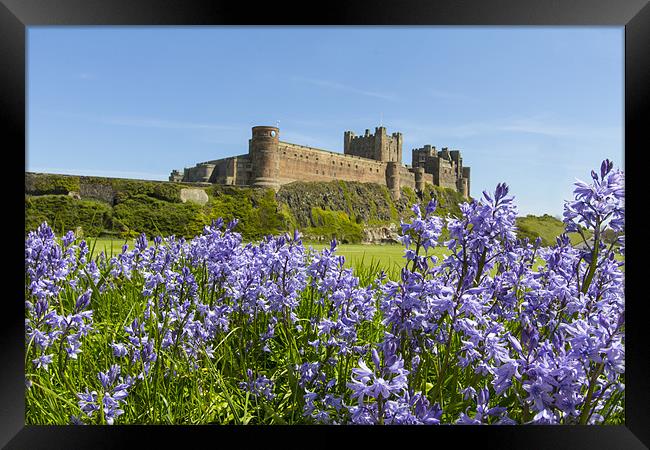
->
515 214 591 247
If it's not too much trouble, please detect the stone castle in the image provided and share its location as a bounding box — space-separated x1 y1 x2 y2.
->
169 125 471 200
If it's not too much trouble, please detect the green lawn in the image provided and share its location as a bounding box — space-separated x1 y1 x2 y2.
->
309 243 449 278
85 237 135 258
84 237 446 273
84 237 622 277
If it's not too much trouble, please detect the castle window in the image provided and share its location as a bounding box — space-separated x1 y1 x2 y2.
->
270 130 276 137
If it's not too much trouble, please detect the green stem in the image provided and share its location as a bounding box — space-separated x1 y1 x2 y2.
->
579 362 605 424
581 222 601 295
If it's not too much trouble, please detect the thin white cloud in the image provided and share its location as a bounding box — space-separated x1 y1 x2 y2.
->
32 109 241 132
497 118 622 140
292 76 398 101
393 116 622 142
98 116 240 131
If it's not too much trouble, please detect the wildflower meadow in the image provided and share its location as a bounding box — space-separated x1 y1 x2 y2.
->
24 160 625 425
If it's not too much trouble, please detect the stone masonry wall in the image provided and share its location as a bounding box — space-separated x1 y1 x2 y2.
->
277 142 387 185
398 166 416 190
437 158 459 190
208 158 236 185
344 127 401 162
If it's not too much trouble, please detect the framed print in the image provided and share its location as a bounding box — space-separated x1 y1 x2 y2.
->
3 0 649 448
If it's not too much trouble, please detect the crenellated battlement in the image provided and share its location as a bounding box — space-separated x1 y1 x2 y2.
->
411 144 470 196
343 126 402 163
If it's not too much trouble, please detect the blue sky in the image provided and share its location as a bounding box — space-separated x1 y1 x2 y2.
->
27 27 623 217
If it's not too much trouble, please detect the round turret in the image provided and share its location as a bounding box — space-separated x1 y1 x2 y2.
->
414 167 425 192
250 126 280 189
386 161 401 201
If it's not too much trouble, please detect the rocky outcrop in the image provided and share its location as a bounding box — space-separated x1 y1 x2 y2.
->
180 188 209 205
363 223 401 244
277 181 400 228
79 182 115 204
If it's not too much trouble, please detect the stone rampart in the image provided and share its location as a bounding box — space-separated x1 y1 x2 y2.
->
398 166 416 190
277 142 386 185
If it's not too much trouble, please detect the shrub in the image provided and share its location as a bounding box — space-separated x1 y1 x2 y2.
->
25 195 111 237
25 173 81 195
111 179 182 204
112 195 203 238
306 207 364 243
277 181 398 228
207 186 288 241
420 184 464 218
516 214 591 246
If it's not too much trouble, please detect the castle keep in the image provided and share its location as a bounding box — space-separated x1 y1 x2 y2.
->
169 125 470 200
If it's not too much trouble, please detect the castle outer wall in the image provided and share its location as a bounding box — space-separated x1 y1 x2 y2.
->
170 125 470 200
277 142 386 185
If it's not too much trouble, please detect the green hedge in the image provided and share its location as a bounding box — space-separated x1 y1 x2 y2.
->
25 173 80 195
305 207 364 244
111 179 183 204
112 195 204 239
207 186 289 240
25 195 111 237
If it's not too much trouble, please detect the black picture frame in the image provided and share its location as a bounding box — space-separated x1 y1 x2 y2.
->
2 0 648 448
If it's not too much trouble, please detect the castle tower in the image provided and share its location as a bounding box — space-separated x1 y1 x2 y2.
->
169 170 182 182
413 167 425 193
375 126 388 161
462 167 471 198
392 132 403 164
344 126 403 163
344 130 355 154
386 161 401 201
249 125 280 189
